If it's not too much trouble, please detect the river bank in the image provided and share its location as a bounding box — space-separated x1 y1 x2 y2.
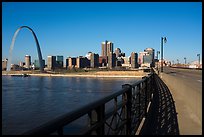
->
2 70 149 78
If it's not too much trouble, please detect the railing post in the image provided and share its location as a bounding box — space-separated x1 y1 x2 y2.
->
138 84 141 120
88 104 105 135
122 84 132 135
150 73 154 100
113 97 118 135
122 92 127 135
96 105 105 135
144 76 148 116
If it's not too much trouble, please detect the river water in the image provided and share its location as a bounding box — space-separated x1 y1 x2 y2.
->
2 75 141 135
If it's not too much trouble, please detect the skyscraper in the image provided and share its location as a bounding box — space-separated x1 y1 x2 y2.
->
131 52 138 68
47 56 56 70
2 59 8 70
107 41 113 55
144 48 155 67
115 48 121 58
101 40 113 57
90 53 99 68
99 56 107 67
25 55 31 69
85 52 93 60
101 40 107 57
68 57 76 69
56 55 63 68
66 58 69 70
76 56 89 68
108 52 116 69
34 59 45 69
138 51 149 65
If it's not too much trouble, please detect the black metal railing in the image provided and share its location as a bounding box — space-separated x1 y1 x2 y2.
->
23 72 155 135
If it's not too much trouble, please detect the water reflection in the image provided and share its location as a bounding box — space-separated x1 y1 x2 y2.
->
2 76 139 135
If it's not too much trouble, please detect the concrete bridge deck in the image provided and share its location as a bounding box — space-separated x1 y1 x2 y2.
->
139 74 179 135
139 67 202 135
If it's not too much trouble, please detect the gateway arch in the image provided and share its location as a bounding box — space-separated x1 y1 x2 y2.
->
7 26 44 72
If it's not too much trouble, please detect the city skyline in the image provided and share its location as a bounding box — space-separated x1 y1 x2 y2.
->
2 2 202 65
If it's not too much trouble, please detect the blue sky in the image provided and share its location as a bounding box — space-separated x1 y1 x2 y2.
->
2 2 202 65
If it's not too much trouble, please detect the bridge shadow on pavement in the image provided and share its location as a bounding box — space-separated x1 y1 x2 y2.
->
139 74 180 135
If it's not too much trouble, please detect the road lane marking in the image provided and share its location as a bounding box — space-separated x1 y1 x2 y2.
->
197 80 202 82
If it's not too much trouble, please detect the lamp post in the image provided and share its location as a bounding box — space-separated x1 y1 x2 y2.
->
177 59 179 64
184 57 186 68
184 57 186 64
197 54 200 68
157 51 160 71
161 37 167 72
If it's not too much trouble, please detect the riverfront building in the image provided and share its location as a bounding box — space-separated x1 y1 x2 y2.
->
25 55 31 69
101 41 107 57
2 59 8 71
121 56 131 68
19 62 25 67
99 56 107 67
85 52 92 60
131 52 138 68
10 64 20 71
101 40 113 57
56 55 63 68
67 57 77 69
138 51 148 65
115 48 121 58
47 56 56 70
76 56 90 68
108 52 116 69
90 53 99 68
65 58 68 69
34 59 45 69
144 48 155 67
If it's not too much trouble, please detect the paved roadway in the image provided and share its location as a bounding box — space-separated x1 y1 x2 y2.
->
159 66 202 135
162 66 202 93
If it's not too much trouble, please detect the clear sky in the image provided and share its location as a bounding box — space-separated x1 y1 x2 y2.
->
2 2 202 65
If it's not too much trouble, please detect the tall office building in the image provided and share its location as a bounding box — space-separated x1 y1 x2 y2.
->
25 55 31 69
144 48 155 67
108 52 116 69
90 53 99 68
101 41 107 57
101 40 113 57
68 57 76 69
47 56 56 70
85 52 92 60
107 41 113 55
99 56 107 67
131 52 138 68
56 55 63 68
66 58 69 69
115 48 121 58
138 51 149 65
76 56 89 68
2 59 8 70
121 56 131 68
34 59 45 69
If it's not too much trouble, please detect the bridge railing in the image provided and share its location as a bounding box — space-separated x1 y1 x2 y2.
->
23 72 155 135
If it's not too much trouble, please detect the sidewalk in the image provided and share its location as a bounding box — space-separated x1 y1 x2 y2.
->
139 74 179 135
